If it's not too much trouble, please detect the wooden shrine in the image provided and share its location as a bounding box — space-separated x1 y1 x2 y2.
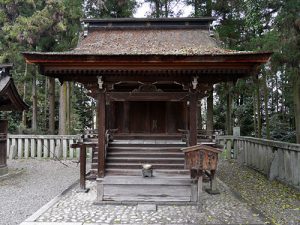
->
23 17 271 202
0 64 28 176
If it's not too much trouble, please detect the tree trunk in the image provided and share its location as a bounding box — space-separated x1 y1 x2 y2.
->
206 88 213 134
66 82 71 134
155 0 160 18
253 91 257 137
44 77 48 131
206 0 212 16
263 72 270 139
22 82 26 127
164 0 168 17
59 82 67 135
225 83 233 135
48 77 55 134
255 75 262 138
31 69 37 132
294 73 300 144
22 63 28 127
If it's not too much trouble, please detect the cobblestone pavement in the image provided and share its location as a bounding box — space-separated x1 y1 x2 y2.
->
35 180 268 224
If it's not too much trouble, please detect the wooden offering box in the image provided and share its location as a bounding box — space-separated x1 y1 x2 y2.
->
181 144 222 172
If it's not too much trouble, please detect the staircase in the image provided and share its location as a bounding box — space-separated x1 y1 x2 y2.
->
91 139 189 176
92 138 199 202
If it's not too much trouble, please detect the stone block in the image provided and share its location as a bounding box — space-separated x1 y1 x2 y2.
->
269 150 279 181
9 144 17 159
137 204 157 211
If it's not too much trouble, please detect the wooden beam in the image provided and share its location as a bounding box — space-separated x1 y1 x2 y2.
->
106 92 189 102
97 91 106 178
189 92 198 146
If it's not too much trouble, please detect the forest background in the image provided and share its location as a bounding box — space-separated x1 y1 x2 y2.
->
0 0 299 144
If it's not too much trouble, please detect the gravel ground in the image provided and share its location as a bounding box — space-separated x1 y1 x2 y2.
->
217 159 300 225
0 159 79 225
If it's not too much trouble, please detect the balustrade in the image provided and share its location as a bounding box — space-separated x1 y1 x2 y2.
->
217 136 300 189
7 134 83 160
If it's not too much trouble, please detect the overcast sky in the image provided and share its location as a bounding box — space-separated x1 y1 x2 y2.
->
134 0 193 18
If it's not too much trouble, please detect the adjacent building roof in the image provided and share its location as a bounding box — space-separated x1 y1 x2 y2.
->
0 64 29 111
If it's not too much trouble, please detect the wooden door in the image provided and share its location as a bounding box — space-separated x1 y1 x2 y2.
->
129 102 150 133
149 102 166 133
129 102 166 133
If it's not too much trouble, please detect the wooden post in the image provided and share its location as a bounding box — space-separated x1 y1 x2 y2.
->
0 120 8 176
189 92 198 146
98 91 106 178
206 170 220 195
80 144 87 190
198 173 203 202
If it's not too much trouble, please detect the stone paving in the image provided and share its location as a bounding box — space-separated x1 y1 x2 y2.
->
33 180 268 224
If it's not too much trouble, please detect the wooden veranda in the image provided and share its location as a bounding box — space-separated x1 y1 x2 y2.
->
24 17 271 202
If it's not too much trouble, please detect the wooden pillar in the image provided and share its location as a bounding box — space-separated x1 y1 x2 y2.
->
79 144 87 190
189 92 198 146
0 120 8 176
98 91 106 178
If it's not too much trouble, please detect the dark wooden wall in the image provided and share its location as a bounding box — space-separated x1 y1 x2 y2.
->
109 101 187 134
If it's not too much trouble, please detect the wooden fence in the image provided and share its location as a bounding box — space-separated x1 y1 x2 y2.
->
217 136 300 189
6 134 88 160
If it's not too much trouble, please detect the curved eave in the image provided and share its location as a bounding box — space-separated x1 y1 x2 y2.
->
0 77 29 111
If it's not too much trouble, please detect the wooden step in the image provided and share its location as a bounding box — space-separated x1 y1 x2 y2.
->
106 151 184 158
107 146 184 152
113 134 182 140
106 157 185 164
101 163 185 170
105 168 190 176
109 142 186 148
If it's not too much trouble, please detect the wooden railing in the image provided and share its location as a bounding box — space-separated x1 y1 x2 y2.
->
217 136 300 189
7 134 83 159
